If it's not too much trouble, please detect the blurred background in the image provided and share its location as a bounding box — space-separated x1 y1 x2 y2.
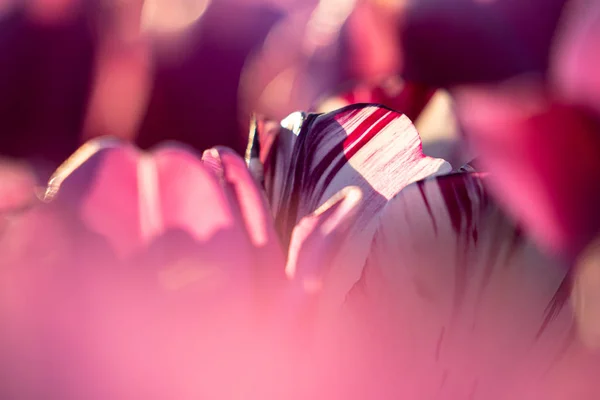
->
0 0 570 177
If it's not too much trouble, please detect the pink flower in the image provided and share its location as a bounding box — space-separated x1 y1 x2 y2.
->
452 0 600 260
2 104 595 398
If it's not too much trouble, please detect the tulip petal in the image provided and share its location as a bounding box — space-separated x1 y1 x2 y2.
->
45 139 272 262
153 145 241 244
2 142 285 398
279 185 362 343
45 138 143 257
203 146 287 305
348 172 598 399
259 104 451 309
552 0 600 116
455 83 600 258
286 186 362 294
263 104 451 239
0 158 38 215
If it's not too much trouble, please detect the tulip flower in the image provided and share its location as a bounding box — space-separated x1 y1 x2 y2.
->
251 104 600 398
449 0 600 258
0 137 361 399
3 104 599 398
414 0 600 357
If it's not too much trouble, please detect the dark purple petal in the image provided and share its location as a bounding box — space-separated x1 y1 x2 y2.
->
401 0 568 86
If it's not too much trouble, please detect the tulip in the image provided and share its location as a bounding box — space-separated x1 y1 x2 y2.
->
436 0 600 355
551 0 600 117
3 104 598 398
0 136 361 399
251 105 599 398
449 0 600 259
250 104 451 309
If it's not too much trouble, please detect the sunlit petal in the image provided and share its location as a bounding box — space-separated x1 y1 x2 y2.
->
254 104 451 309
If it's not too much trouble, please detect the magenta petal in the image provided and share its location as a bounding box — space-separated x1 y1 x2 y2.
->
285 187 362 305
46 139 143 257
154 146 240 243
208 147 281 249
203 146 287 296
552 0 600 116
45 140 264 260
455 85 600 258
0 158 38 214
0 143 284 398
351 172 596 398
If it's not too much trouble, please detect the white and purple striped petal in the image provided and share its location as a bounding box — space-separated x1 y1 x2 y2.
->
253 104 451 308
343 171 600 399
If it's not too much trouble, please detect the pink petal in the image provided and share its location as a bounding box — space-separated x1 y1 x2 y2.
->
45 139 269 260
455 83 600 258
154 145 241 243
284 186 362 309
46 138 144 257
552 0 600 116
1 144 287 398
0 201 118 399
0 158 38 214
202 146 286 303
349 172 598 398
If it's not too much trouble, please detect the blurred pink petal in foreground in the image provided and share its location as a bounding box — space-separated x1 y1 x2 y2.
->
0 136 365 399
450 0 600 260
0 158 38 213
455 79 600 260
552 0 600 116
